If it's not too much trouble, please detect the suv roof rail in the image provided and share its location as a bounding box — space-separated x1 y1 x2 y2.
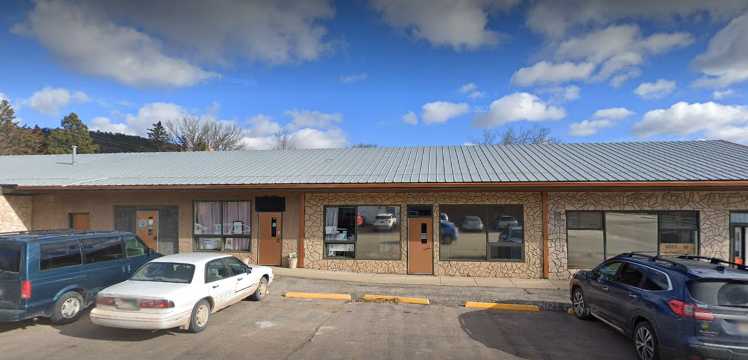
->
0 229 121 236
676 255 748 271
619 252 690 272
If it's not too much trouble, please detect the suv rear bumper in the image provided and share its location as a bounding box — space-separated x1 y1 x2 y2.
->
688 341 748 360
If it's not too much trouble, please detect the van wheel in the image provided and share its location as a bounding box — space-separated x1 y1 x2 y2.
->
634 321 660 360
188 299 211 333
250 277 269 301
572 287 591 320
50 291 84 324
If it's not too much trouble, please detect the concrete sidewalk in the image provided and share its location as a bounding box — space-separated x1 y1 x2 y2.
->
270 267 568 290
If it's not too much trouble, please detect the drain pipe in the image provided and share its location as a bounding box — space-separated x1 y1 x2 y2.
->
72 145 78 165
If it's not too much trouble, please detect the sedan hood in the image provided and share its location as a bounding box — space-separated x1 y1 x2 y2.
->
101 280 190 299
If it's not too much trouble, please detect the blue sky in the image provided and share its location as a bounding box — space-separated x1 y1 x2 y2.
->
1 0 748 148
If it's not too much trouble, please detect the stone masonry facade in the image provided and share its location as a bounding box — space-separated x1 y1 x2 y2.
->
0 195 32 232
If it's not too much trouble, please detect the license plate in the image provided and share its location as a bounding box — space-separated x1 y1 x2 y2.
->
737 322 748 335
115 298 139 310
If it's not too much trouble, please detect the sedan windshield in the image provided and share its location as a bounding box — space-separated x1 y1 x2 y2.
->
131 262 195 284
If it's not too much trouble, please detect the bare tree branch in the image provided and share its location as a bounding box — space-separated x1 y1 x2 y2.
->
166 117 244 151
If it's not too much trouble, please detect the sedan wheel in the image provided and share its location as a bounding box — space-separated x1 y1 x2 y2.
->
188 299 211 333
250 277 268 301
572 288 591 319
634 322 659 360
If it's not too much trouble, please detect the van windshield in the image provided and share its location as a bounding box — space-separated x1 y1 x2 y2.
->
0 243 21 273
689 280 748 308
131 262 195 284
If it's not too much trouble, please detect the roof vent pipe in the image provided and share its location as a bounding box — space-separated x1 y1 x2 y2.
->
72 145 77 165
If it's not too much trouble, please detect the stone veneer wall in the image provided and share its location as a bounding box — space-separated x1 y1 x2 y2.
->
548 191 748 280
304 191 543 278
0 195 32 232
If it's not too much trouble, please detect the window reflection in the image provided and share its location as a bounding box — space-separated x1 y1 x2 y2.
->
324 205 401 259
439 205 524 261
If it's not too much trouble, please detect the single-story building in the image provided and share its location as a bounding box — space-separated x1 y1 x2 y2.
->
1 140 747 280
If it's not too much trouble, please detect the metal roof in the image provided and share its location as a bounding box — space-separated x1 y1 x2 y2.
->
0 140 747 188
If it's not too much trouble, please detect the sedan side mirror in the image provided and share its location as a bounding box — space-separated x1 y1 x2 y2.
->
246 267 253 274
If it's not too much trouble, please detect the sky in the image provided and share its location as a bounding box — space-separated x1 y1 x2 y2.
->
1 0 748 149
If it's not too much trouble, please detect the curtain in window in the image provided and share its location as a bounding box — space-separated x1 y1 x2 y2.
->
195 202 221 235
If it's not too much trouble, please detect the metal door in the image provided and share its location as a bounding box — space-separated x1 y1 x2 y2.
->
408 218 433 274
258 212 282 266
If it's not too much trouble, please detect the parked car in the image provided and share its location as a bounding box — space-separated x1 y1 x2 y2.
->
373 213 397 230
496 215 519 230
439 213 458 244
90 253 273 333
0 230 159 324
460 216 484 232
570 253 748 360
500 225 523 243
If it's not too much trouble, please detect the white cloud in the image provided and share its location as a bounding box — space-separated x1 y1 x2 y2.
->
633 101 748 144
285 110 342 129
289 127 347 149
27 86 89 115
511 61 595 87
370 0 518 50
123 102 188 136
89 116 136 135
459 82 485 99
569 107 634 136
634 79 676 99
541 85 581 102
241 111 348 150
473 92 565 128
421 101 470 124
693 13 748 88
340 73 368 84
713 89 735 100
402 111 418 125
526 0 748 39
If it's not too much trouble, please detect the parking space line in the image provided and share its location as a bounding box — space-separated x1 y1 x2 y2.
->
464 301 540 312
284 292 352 301
361 294 430 305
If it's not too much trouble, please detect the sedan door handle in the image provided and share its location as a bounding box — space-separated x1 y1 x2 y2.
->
212 285 220 289
601 286 609 292
237 277 244 281
628 293 639 299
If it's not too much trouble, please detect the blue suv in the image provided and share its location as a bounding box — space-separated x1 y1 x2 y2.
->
0 230 159 324
570 253 748 360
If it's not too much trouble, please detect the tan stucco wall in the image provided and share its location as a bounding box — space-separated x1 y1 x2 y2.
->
548 191 748 280
30 190 301 265
304 191 544 278
0 195 32 232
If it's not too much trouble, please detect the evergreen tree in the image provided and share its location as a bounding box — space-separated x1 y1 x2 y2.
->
147 121 171 151
46 113 98 154
0 100 44 155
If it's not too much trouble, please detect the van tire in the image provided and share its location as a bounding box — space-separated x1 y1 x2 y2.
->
188 299 211 333
50 291 85 325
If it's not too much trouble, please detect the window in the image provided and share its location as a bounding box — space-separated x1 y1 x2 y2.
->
131 262 195 284
124 235 148 257
82 237 124 263
0 243 22 273
439 205 524 261
40 241 82 270
640 268 669 291
596 261 622 281
566 211 700 269
616 263 644 287
194 201 251 252
324 205 401 259
688 280 748 307
205 259 231 283
222 257 248 276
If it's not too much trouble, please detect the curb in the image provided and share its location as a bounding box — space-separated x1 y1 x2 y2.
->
465 301 541 312
283 292 352 301
361 294 430 305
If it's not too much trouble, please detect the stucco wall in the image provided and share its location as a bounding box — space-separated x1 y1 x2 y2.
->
30 190 301 265
0 195 32 232
548 191 748 280
304 191 543 278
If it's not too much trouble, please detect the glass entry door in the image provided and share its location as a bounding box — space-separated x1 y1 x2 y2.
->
734 226 747 265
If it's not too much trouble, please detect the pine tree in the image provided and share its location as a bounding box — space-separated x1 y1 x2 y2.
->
0 100 44 155
46 113 98 154
147 121 171 151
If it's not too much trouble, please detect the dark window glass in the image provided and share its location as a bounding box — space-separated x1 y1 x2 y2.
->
124 236 147 257
82 237 124 263
689 281 748 307
131 262 194 284
323 206 401 259
596 261 622 281
617 263 644 287
194 201 251 252
640 269 669 291
439 205 523 261
567 211 604 230
40 241 81 270
0 243 22 273
659 212 698 256
205 259 230 283
222 257 247 276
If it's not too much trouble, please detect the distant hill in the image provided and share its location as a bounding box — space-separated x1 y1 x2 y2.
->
90 131 178 153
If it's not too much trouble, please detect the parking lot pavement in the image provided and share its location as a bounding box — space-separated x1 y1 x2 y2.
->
0 277 632 360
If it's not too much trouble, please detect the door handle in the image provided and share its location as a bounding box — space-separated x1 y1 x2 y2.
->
601 286 609 291
237 277 244 281
212 285 220 289
628 293 639 299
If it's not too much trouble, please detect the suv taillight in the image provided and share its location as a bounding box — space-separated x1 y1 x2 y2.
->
668 299 714 321
139 299 174 309
20 280 32 300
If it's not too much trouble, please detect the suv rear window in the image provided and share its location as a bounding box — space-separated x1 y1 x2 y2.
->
0 243 22 273
689 280 748 307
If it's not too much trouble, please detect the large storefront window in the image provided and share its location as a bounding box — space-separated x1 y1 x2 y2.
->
566 211 699 268
324 205 401 259
194 201 251 251
439 205 524 261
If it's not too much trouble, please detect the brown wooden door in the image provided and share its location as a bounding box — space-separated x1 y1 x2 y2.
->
136 210 159 251
70 213 90 230
408 217 433 274
258 212 282 265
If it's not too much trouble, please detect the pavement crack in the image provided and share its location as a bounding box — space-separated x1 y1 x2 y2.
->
285 308 343 360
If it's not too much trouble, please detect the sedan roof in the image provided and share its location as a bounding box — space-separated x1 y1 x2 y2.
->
151 252 235 265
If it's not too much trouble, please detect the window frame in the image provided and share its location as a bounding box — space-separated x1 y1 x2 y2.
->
565 210 700 268
204 258 232 283
39 240 83 272
192 200 252 253
322 204 403 260
438 204 526 263
81 236 125 264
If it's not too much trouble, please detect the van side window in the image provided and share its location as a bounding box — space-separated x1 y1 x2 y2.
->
82 237 124 263
40 241 82 271
124 236 148 257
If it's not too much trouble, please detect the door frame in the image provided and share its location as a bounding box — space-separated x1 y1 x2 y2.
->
407 216 434 275
730 211 748 264
258 212 283 266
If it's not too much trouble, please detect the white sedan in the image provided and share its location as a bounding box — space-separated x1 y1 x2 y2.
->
90 253 273 333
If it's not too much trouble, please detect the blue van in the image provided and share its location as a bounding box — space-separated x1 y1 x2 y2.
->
0 230 159 324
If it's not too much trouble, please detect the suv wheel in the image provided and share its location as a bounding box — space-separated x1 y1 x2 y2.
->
634 321 659 360
572 287 591 320
50 291 85 324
